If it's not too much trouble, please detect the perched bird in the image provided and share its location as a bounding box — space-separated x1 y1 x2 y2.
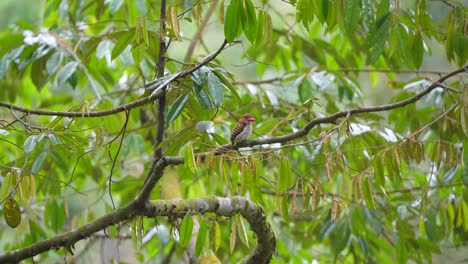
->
231 113 255 147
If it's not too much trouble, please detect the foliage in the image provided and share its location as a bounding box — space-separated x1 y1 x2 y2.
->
0 0 467 263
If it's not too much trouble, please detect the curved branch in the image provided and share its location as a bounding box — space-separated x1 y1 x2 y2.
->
0 40 229 118
143 196 276 264
0 196 274 263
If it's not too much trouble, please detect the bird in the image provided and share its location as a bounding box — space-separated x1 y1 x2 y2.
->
231 113 255 148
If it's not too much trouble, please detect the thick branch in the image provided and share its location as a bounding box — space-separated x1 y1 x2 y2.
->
0 202 137 263
0 196 274 263
143 196 276 264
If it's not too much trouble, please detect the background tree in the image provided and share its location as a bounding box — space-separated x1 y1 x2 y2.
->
0 0 467 263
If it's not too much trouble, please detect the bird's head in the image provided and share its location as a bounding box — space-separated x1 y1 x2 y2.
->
241 113 255 122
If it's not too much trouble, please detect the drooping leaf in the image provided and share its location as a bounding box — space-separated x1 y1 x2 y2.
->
4 197 21 228
224 0 242 42
56 61 78 87
366 12 391 64
207 72 224 106
31 55 48 91
24 135 39 154
46 52 63 75
361 0 375 31
211 221 221 252
166 93 189 125
344 0 360 32
111 29 135 60
193 88 213 109
241 0 257 42
411 32 424 69
195 220 208 256
109 0 124 14
179 215 194 248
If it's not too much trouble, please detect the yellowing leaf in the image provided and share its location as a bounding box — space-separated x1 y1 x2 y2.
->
4 197 21 228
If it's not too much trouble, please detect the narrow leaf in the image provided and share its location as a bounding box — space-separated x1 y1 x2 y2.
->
56 61 78 87
111 29 135 60
46 52 63 75
411 32 424 69
179 215 194 248
211 221 221 252
166 93 189 125
24 135 39 154
195 221 208 256
344 0 361 32
207 72 224 106
224 0 242 42
109 0 124 14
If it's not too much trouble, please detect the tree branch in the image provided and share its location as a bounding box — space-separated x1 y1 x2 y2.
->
155 0 168 159
143 196 276 264
0 196 274 263
0 41 230 118
169 65 466 161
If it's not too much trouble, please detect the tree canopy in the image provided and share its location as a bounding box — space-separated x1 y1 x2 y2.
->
0 0 467 263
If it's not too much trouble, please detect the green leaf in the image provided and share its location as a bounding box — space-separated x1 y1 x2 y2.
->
366 12 391 64
166 93 189 126
212 69 241 103
396 240 408 264
462 200 468 232
411 32 424 69
298 77 313 103
31 152 47 174
396 24 412 67
132 44 143 65
236 216 249 247
424 210 438 241
255 9 265 46
279 159 292 193
0 55 9 80
46 52 63 75
111 29 135 60
373 155 385 188
56 61 78 87
241 0 257 42
168 5 181 40
224 0 242 42
184 143 196 173
31 55 48 91
193 88 213 109
231 161 239 194
207 72 224 106
362 176 375 209
195 220 208 256
135 0 147 16
361 0 375 31
24 135 39 154
211 221 221 252
109 0 124 14
47 134 62 146
44 200 65 232
335 222 351 253
179 215 194 248
344 0 360 32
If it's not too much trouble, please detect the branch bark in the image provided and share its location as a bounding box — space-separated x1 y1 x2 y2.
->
0 41 229 118
0 196 274 263
173 65 467 160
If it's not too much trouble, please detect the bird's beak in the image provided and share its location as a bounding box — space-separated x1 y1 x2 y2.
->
247 117 255 122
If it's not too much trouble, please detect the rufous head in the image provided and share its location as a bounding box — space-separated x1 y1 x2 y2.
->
241 113 255 122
